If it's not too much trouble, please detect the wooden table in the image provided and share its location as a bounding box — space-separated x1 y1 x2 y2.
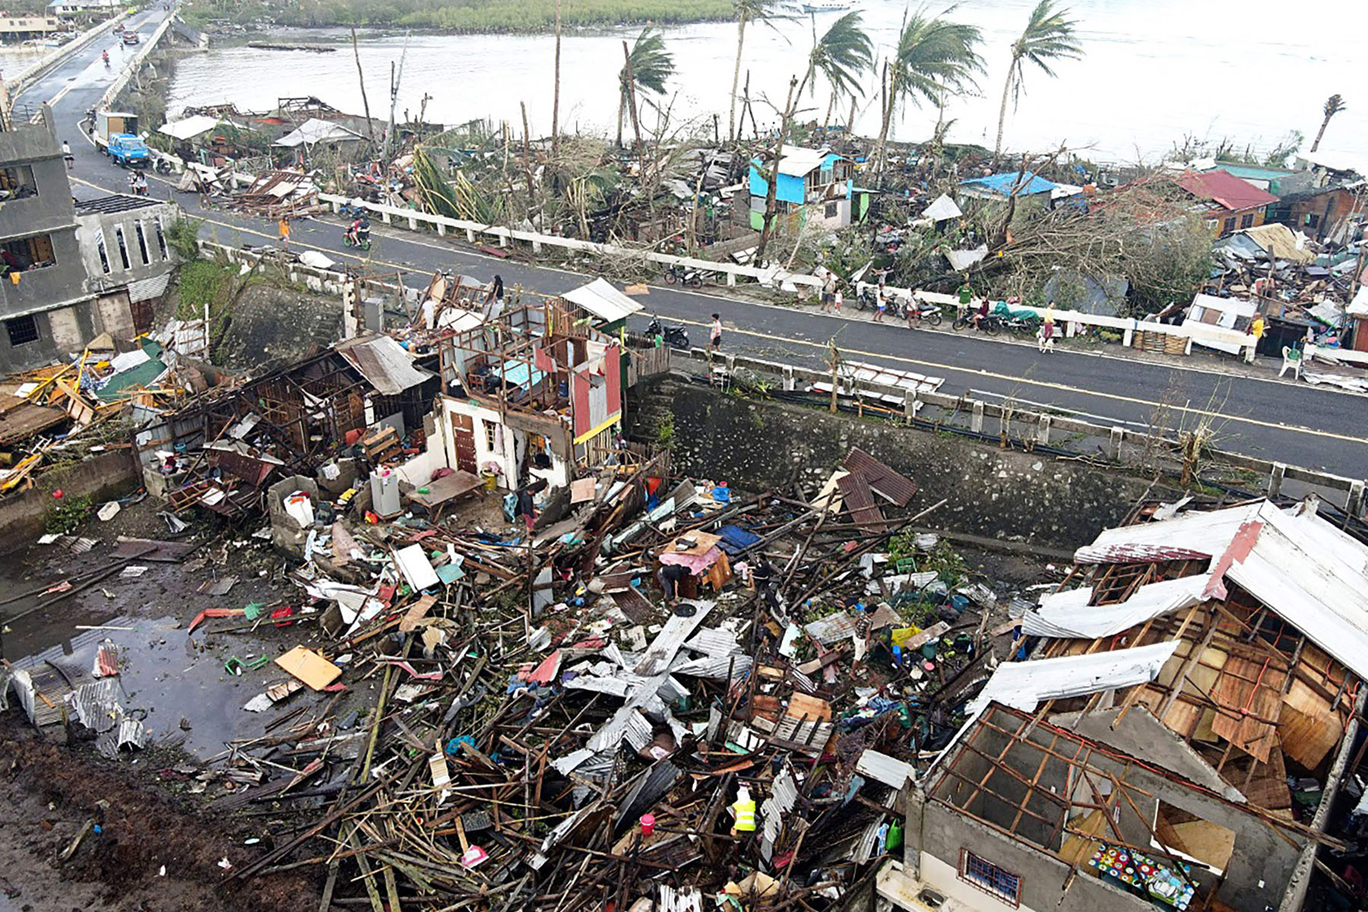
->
405 470 483 521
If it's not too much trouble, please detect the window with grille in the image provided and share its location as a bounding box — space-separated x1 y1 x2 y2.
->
959 850 1021 907
1240 213 1255 229
6 314 39 346
96 233 111 274
1222 217 1236 236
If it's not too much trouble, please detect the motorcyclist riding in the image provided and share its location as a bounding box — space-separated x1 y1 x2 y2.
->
345 209 371 247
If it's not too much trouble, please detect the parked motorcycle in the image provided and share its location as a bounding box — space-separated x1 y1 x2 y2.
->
952 311 1002 335
647 316 691 350
904 299 944 328
664 264 704 288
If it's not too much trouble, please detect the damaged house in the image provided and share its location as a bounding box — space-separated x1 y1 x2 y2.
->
429 277 625 508
878 497 1368 912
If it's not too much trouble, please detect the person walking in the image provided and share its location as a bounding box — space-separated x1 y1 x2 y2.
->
709 313 723 353
62 141 73 170
832 287 843 313
277 214 291 252
820 273 836 313
873 290 887 323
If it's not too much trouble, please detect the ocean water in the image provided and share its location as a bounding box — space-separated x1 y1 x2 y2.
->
169 0 1368 165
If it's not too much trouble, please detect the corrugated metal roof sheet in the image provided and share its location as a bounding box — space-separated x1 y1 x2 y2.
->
836 472 883 528
337 335 434 396
967 640 1181 715
560 278 643 324
855 749 916 789
1023 575 1207 639
760 767 798 861
1178 168 1279 211
959 170 1058 197
843 448 918 506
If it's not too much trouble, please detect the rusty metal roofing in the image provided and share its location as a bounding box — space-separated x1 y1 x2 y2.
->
836 472 884 528
1073 543 1213 564
842 448 918 506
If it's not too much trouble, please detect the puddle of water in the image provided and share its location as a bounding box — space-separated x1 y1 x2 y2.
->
3 558 326 762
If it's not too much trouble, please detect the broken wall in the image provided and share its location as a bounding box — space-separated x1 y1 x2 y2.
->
630 379 1164 549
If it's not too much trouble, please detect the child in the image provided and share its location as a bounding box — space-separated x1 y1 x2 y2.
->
277 215 291 251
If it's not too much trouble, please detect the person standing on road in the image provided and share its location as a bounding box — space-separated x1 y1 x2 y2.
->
820 273 836 312
873 289 887 323
832 287 843 313
1038 300 1056 353
62 141 73 169
709 313 723 353
277 215 291 251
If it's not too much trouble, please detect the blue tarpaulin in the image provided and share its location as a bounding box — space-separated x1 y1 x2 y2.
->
717 524 761 555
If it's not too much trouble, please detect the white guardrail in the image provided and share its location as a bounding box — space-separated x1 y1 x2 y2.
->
97 14 172 111
855 282 1258 362
7 8 131 105
317 192 822 291
316 194 1253 358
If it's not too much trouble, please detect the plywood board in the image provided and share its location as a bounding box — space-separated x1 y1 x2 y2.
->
1169 820 1235 870
1278 702 1342 770
275 646 342 690
1209 655 1285 763
399 594 438 633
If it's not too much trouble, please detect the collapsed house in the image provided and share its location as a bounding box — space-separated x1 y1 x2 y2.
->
879 497 1368 912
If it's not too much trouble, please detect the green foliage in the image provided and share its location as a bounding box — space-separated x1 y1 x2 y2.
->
186 0 732 31
804 11 874 102
888 10 985 113
45 495 93 535
655 412 675 452
165 217 204 262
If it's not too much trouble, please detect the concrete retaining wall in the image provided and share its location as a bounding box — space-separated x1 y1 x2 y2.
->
629 378 1170 550
0 449 139 553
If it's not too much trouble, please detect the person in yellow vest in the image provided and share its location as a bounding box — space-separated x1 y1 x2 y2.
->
1251 314 1266 340
731 785 757 836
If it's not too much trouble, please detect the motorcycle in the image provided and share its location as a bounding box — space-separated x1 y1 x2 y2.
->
646 316 691 350
664 264 704 288
904 299 944 328
952 311 1002 335
343 227 372 251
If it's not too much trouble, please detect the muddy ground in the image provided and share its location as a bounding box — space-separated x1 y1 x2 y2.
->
0 503 341 911
0 713 314 912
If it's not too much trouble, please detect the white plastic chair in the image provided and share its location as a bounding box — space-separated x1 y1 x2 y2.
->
1280 346 1303 380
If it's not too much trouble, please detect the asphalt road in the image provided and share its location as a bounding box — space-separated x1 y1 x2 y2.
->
21 16 1368 479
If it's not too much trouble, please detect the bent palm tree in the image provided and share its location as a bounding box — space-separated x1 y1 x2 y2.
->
728 0 781 142
873 8 983 180
1310 94 1346 153
618 28 674 148
994 0 1082 159
800 11 874 118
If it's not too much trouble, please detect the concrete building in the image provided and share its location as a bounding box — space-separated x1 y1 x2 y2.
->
73 195 180 334
876 497 1368 912
748 145 853 232
0 107 177 373
46 0 119 18
0 105 97 372
0 15 61 40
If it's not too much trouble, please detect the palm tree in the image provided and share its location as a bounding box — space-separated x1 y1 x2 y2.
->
993 0 1083 160
618 28 674 148
1310 94 1346 153
873 8 984 179
728 0 782 142
800 11 874 116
